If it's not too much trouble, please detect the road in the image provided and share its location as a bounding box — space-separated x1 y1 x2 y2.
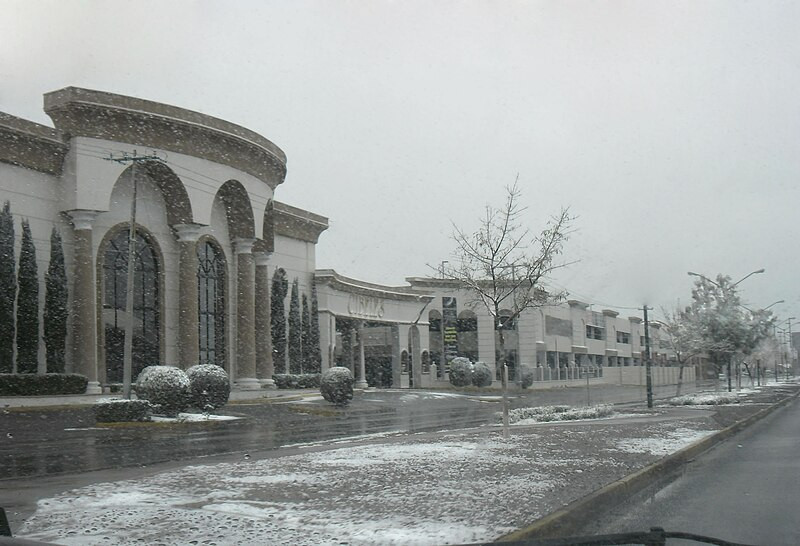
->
0 383 703 480
574 394 800 545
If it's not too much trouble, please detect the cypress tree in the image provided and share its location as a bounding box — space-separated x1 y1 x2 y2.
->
288 278 302 373
270 267 288 373
16 219 38 373
0 202 15 373
44 227 68 373
301 293 311 372
309 281 322 373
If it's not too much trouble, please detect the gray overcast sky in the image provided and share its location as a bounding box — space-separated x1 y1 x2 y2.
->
2 0 799 322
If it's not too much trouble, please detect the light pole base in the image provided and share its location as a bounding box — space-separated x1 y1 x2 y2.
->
85 381 102 395
234 377 261 391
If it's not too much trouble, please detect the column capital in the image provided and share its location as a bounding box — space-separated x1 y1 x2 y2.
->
65 210 101 231
253 251 272 267
172 223 203 243
233 237 256 255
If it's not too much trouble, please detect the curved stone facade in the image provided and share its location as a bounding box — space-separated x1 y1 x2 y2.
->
0 87 327 392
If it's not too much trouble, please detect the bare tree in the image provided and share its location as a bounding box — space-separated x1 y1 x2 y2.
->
444 179 574 377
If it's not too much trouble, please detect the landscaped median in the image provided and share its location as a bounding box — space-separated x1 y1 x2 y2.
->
15 383 799 546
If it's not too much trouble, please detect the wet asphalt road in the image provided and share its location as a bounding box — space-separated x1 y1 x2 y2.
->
0 383 704 481
574 388 800 545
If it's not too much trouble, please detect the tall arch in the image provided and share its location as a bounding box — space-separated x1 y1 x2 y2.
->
99 225 163 384
215 179 255 240
197 237 228 369
428 309 443 376
496 309 519 380
457 309 478 361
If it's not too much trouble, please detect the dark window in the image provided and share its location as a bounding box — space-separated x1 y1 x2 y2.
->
586 325 604 340
103 229 160 383
197 241 226 368
616 331 630 344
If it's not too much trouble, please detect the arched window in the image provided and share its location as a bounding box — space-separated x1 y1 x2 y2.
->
103 229 160 383
457 309 479 362
197 241 226 368
495 309 519 380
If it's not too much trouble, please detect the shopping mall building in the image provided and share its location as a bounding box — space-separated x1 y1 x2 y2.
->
0 87 695 393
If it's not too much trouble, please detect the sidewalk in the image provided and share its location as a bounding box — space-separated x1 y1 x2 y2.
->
0 387 314 408
13 382 800 545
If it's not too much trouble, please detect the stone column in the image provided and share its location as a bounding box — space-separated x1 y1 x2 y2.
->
233 238 259 390
67 210 102 394
254 251 275 388
173 224 201 369
356 321 368 389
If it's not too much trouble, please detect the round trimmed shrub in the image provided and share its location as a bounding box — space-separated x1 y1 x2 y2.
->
519 365 535 389
186 364 230 411
135 365 190 416
320 366 354 406
448 357 473 387
472 361 493 387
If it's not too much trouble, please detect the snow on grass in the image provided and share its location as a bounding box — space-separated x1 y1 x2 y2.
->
151 412 241 422
613 427 715 456
18 418 720 546
509 404 614 424
666 392 740 406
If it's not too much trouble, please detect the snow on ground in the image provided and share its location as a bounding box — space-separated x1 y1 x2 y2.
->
612 427 715 456
19 418 720 546
665 392 741 406
151 413 241 422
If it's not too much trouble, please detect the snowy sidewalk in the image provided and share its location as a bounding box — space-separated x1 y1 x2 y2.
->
14 384 800 545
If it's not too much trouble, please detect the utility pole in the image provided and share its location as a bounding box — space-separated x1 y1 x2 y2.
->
643 305 653 408
104 151 165 399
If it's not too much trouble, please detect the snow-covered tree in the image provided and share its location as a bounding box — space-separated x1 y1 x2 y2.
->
444 180 573 377
660 307 704 396
0 201 15 373
288 278 302 373
44 227 68 373
16 219 39 373
686 274 773 391
270 267 288 373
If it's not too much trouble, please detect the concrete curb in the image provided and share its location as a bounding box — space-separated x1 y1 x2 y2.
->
496 389 800 542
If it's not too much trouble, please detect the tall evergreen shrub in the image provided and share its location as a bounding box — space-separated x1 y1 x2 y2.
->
270 267 288 373
0 202 16 373
16 220 38 373
288 278 302 373
309 281 322 373
301 293 311 372
44 227 68 373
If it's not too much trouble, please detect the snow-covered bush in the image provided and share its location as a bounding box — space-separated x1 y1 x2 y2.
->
448 357 473 387
508 404 613 424
320 366 354 406
135 365 191 416
519 365 535 389
0 373 87 395
186 364 230 411
94 398 153 422
667 393 740 406
471 361 492 387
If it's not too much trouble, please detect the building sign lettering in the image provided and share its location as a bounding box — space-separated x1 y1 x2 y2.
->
347 294 385 319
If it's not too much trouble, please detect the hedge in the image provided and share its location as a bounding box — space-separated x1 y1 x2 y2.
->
272 373 321 389
0 373 88 396
94 399 153 422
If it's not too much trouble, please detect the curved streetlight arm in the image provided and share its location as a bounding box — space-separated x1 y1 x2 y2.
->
687 269 765 289
733 268 765 287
